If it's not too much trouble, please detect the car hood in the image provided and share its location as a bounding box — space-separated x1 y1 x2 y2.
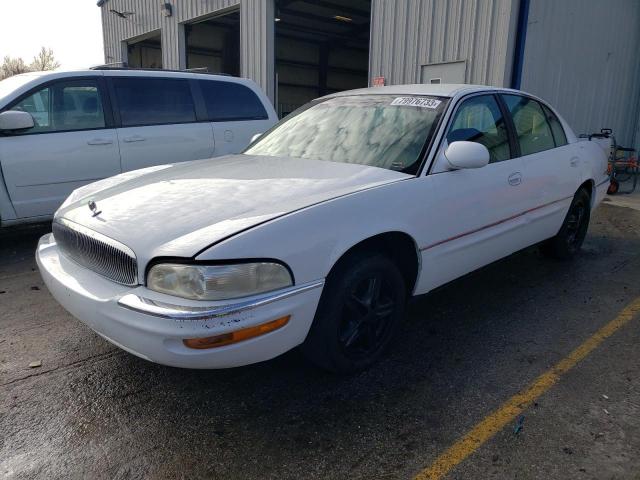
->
56 154 410 262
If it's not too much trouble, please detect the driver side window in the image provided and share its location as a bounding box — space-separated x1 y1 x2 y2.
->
447 94 511 163
13 87 51 133
10 81 105 135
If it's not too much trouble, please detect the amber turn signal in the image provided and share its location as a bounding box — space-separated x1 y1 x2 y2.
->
183 315 290 350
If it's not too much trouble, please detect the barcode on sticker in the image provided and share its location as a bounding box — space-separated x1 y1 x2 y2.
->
390 97 442 109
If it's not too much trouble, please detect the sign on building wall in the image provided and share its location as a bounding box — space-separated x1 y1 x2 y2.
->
372 76 385 87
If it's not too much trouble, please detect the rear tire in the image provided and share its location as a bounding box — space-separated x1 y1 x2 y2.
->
300 252 406 374
541 188 591 260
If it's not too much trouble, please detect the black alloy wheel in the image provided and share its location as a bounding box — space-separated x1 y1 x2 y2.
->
301 252 406 373
338 272 397 360
541 188 591 259
564 198 587 253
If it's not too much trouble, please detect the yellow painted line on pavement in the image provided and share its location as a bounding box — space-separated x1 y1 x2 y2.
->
415 296 640 480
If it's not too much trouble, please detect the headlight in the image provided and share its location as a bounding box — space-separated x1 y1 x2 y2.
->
147 262 293 301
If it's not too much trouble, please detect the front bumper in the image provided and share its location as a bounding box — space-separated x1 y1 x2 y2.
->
36 233 324 369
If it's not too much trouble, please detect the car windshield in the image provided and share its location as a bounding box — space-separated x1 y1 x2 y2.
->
0 73 43 104
245 94 448 174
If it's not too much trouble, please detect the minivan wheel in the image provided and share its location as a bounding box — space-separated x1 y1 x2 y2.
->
301 252 406 374
541 188 591 260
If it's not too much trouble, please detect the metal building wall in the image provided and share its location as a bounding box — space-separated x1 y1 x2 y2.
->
520 0 640 147
100 0 162 65
240 0 275 103
100 0 275 101
369 0 519 87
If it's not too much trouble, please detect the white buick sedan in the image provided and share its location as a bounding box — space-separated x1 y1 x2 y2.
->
37 84 609 373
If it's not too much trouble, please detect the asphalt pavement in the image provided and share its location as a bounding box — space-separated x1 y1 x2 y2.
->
1 202 640 480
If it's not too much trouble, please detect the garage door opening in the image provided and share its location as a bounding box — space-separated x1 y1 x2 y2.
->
275 0 371 117
185 10 240 75
126 31 162 68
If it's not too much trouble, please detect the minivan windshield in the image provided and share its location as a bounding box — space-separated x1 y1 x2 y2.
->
0 73 43 105
245 95 447 174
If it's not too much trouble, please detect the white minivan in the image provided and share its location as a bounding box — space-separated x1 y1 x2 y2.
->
0 68 277 226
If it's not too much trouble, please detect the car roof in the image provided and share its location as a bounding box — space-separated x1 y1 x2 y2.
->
0 69 263 108
325 83 521 100
10 68 249 82
324 83 577 142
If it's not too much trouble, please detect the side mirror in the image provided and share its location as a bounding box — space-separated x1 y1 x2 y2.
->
0 110 35 131
444 141 490 169
250 133 263 144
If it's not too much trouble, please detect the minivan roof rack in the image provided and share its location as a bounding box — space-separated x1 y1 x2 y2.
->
90 62 128 69
89 64 232 76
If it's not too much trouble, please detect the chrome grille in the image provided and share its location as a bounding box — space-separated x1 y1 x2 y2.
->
53 219 139 286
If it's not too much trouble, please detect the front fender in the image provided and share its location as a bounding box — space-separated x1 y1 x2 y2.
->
195 179 422 286
0 164 17 224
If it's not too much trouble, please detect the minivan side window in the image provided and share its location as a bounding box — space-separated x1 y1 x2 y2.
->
12 87 51 133
447 94 511 163
502 94 555 156
541 104 567 147
113 78 196 127
199 80 268 121
10 82 105 134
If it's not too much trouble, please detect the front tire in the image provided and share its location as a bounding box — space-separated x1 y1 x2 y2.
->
541 188 591 259
301 252 406 374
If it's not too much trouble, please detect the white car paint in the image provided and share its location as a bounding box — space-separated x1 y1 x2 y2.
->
2 127 122 218
116 122 215 172
0 69 277 225
55 154 410 271
37 84 610 369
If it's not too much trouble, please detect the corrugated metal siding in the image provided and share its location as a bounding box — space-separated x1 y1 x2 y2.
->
369 0 519 87
100 0 274 102
521 0 640 147
101 0 162 65
240 0 275 101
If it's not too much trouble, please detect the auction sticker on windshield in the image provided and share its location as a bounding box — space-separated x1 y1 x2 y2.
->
391 97 442 109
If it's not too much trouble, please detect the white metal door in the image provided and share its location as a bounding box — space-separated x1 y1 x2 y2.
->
501 94 577 243
118 123 214 171
420 61 466 84
0 79 121 218
414 93 531 293
110 76 214 172
415 158 530 294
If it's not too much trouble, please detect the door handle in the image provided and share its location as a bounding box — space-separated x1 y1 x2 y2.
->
122 135 146 143
508 172 522 186
570 157 580 167
87 138 113 145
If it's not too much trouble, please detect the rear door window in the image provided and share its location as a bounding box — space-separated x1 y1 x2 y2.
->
199 80 268 121
541 104 567 147
113 77 196 127
502 94 555 156
447 94 511 163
